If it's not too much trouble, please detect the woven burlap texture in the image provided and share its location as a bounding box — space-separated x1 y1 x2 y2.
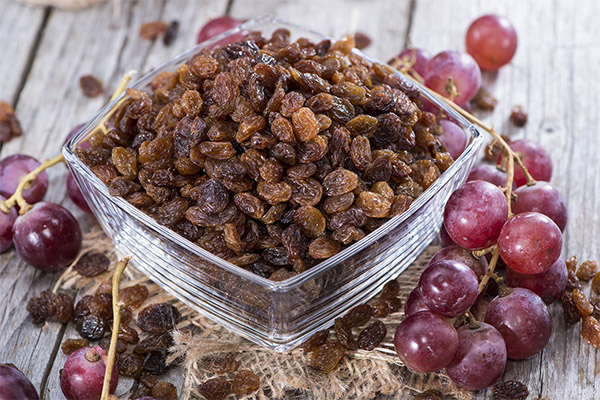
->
58 228 471 400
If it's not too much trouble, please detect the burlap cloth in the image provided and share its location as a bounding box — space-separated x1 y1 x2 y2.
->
56 228 472 400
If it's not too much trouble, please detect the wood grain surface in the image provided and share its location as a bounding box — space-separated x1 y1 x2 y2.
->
0 0 597 398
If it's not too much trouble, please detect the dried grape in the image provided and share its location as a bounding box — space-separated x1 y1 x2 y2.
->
301 330 329 352
334 318 357 350
61 338 89 355
357 320 386 350
492 380 529 400
140 20 168 40
73 252 110 277
310 341 345 373
152 381 178 400
138 303 181 334
79 75 104 97
342 304 373 328
577 260 598 281
232 370 260 395
198 377 231 400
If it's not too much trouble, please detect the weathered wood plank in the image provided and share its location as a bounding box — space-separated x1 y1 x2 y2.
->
410 1 600 399
0 1 227 399
0 1 47 105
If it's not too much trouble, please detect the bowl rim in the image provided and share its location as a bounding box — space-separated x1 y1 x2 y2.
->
63 15 483 292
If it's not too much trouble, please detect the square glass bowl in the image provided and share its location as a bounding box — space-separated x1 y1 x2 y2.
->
63 16 483 351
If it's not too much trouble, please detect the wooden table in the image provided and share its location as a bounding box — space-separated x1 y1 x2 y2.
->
0 0 597 398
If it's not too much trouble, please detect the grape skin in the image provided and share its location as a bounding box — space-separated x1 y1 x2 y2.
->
513 181 567 232
506 258 567 305
61 346 118 400
484 288 552 360
196 16 243 44
497 139 553 187
443 180 508 250
445 322 507 390
498 211 562 275
418 260 479 317
397 47 431 77
0 154 48 204
403 288 431 317
430 244 488 281
393 311 458 373
439 119 467 160
66 172 92 214
424 50 482 105
467 163 508 188
466 14 518 70
0 364 39 400
0 194 17 253
12 202 82 271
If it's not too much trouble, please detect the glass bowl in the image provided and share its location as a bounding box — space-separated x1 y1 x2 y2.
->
63 16 483 352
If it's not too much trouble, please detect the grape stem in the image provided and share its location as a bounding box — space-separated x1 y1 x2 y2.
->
0 70 136 215
100 255 132 400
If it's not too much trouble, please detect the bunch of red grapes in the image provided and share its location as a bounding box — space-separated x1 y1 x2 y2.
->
392 15 569 392
0 13 568 399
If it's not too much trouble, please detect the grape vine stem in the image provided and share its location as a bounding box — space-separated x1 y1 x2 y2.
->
0 70 136 215
101 255 132 400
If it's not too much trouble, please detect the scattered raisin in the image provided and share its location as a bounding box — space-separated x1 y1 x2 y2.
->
334 318 356 350
162 20 179 46
492 380 529 400
473 87 498 110
0 101 22 143
140 20 168 40
152 381 178 400
357 320 386 350
380 280 400 300
301 330 329 353
77 314 106 340
138 303 181 334
118 353 144 378
198 377 231 400
352 31 372 50
566 255 578 273
232 370 261 395
413 389 443 400
61 338 89 355
73 252 110 277
371 300 391 318
509 105 528 127
199 353 239 373
79 75 104 97
572 288 594 317
143 351 168 375
577 260 597 281
342 304 373 328
310 341 345 373
561 291 581 325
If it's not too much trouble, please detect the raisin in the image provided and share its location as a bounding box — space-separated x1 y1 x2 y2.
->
332 224 364 245
413 389 444 400
199 353 239 373
74 252 110 277
190 179 229 215
293 205 326 238
561 291 581 325
566 269 582 291
309 235 340 259
232 370 260 395
162 20 179 46
331 82 367 106
27 296 51 324
119 323 140 344
152 381 178 400
391 194 413 216
572 288 594 317
371 300 391 318
310 341 345 373
566 255 578 273
380 280 400 300
140 20 167 40
342 304 373 328
79 75 104 97
301 330 329 352
98 337 127 354
143 351 168 375
291 107 319 142
257 181 292 205
138 303 181 334
269 268 296 281
157 197 188 226
0 101 22 143
386 297 403 313
55 293 74 324
592 272 600 295
329 207 367 231
281 224 306 260
492 380 529 400
509 105 528 127
352 31 371 49
77 314 106 340
334 318 356 350
356 191 391 218
323 193 354 214
473 87 498 110
198 377 231 400
323 169 358 196
289 177 323 207
357 320 386 350
577 260 597 281
61 338 89 355
118 353 144 378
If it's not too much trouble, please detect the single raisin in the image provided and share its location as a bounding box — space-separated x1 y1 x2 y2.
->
473 87 498 110
77 314 106 340
577 260 597 281
301 330 329 352
143 351 168 375
55 293 74 324
356 191 391 218
118 353 144 378
380 280 400 300
140 20 168 40
0 101 22 142
61 338 89 355
509 105 528 127
357 320 386 351
334 318 356 350
342 304 373 328
309 235 340 259
152 381 178 400
198 377 231 400
561 292 581 325
323 169 358 196
199 353 239 373
566 255 578 273
74 252 110 277
310 341 345 373
572 288 594 317
138 303 181 334
98 337 127 354
79 75 104 97
232 370 261 395
413 389 444 400
162 20 179 46
371 300 391 318
492 380 529 400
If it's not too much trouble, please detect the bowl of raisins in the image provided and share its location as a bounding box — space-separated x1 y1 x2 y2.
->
63 16 482 351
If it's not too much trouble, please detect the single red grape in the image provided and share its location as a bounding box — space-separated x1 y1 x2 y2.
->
419 260 479 317
498 211 562 274
404 288 430 317
430 244 488 281
396 47 431 76
497 139 553 187
66 172 92 214
196 16 243 44
394 311 458 373
443 180 508 250
12 202 82 271
506 258 567 305
439 119 468 160
61 346 117 400
0 154 48 204
513 181 567 232
467 163 508 188
0 364 39 400
445 322 507 390
466 14 518 70
0 194 17 253
424 50 482 105
485 288 552 359
438 224 455 247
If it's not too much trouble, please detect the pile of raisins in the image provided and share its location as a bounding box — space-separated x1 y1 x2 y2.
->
303 279 401 373
78 30 453 280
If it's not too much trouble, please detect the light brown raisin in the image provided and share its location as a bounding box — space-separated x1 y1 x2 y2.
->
61 338 89 355
342 304 373 328
577 260 597 281
232 370 260 395
292 107 319 142
572 288 594 317
140 20 168 40
79 75 104 97
301 330 329 352
309 235 340 259
310 341 345 373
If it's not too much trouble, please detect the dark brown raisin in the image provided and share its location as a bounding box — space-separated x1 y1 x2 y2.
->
371 300 391 318
152 381 178 400
386 298 403 313
380 280 400 300
509 105 528 127
162 20 179 46
566 269 582 291
357 320 386 351
0 101 22 143
334 318 356 350
492 380 529 400
352 31 371 49
119 323 140 344
74 252 110 277
577 260 597 281
143 351 168 375
473 87 498 110
310 341 345 373
323 169 358 196
27 296 50 324
199 353 239 373
232 369 261 395
198 377 231 400
55 293 74 324
134 333 174 355
138 303 181 334
561 291 581 325
98 337 127 354
79 75 104 97
61 338 89 355
77 314 106 340
413 389 444 400
301 330 329 352
118 353 144 378
342 304 373 328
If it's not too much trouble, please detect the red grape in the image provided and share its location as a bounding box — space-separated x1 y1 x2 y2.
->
466 14 518 70
63 123 87 147
0 364 39 400
394 311 458 372
513 181 567 232
404 288 431 317
430 244 488 281
0 154 48 204
0 194 17 253
196 16 243 44
12 202 82 271
506 258 567 305
419 260 479 317
439 119 468 160
61 346 117 400
438 224 455 247
484 288 552 359
467 163 508 188
497 139 553 187
66 172 92 214
424 50 482 105
498 212 562 274
397 47 431 76
445 323 507 390
444 180 508 250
